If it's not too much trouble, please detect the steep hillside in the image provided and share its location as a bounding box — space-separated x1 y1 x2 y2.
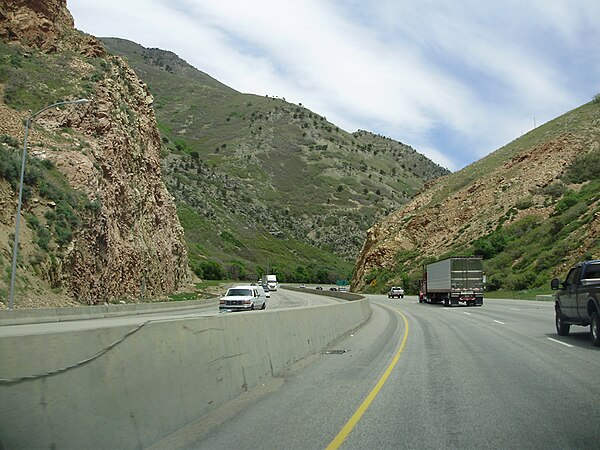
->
100 38 449 281
352 99 600 293
0 0 192 307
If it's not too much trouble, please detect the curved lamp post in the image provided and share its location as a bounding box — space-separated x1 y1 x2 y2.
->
8 98 89 310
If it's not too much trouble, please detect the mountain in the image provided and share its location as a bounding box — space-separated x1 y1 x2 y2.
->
0 0 192 307
352 98 600 293
99 37 449 282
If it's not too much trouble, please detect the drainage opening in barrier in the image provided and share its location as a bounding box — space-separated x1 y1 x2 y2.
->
322 349 348 355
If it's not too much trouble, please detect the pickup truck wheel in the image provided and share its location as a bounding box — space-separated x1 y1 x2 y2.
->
591 312 600 347
555 307 570 336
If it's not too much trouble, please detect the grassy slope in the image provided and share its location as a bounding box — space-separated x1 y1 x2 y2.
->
361 100 600 295
101 37 449 282
425 101 600 209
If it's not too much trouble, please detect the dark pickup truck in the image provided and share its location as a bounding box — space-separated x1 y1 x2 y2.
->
551 260 600 346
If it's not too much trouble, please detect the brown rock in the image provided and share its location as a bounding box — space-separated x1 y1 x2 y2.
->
0 0 192 306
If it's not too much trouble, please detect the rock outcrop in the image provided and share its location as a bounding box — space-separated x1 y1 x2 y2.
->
0 0 104 56
0 0 192 305
352 104 600 291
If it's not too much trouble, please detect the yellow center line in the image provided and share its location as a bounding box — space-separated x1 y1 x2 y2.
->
326 306 409 450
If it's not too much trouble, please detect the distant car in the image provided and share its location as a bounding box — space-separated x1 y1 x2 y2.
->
261 284 271 298
299 284 306 288
220 285 267 311
256 284 270 300
315 286 323 290
388 286 405 299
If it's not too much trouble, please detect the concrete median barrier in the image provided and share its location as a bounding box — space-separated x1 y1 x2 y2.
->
0 298 371 449
0 298 216 326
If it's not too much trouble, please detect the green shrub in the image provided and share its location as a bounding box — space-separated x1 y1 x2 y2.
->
539 181 566 199
515 196 534 210
0 147 21 189
554 191 579 214
535 249 564 271
505 271 536 291
36 227 51 250
0 134 19 148
485 275 502 291
84 199 102 214
53 223 72 246
193 260 224 280
472 232 507 259
562 149 600 183
226 260 247 280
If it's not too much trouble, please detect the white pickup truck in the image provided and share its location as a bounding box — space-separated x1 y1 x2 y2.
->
219 285 267 311
388 286 405 299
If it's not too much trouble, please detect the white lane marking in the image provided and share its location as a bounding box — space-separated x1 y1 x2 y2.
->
463 312 472 316
493 320 505 325
510 308 521 311
546 338 574 348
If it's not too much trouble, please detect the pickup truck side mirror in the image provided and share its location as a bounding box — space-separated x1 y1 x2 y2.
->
550 278 561 290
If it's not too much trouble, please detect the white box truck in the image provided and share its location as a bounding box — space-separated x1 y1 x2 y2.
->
419 257 484 306
265 274 278 292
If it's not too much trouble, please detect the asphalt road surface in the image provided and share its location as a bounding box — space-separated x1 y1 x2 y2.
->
157 294 600 449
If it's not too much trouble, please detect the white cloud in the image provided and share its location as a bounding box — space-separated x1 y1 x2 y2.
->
69 0 600 170
413 145 458 173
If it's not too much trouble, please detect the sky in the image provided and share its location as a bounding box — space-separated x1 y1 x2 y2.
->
68 0 600 171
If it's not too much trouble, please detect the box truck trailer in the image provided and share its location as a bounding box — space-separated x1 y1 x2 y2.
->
419 257 484 306
262 274 278 291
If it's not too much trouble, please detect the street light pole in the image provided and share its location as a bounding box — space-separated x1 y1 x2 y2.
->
8 98 89 310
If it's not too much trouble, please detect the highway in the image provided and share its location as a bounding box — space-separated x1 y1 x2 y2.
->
154 294 600 449
0 287 340 338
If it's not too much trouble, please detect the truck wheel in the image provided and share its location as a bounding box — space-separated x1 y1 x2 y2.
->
591 311 600 347
555 307 570 336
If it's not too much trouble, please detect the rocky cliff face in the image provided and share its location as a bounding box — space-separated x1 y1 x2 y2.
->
0 0 192 306
0 0 103 56
352 102 600 292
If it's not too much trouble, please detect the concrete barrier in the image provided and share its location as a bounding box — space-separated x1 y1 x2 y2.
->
0 298 371 449
0 298 216 326
282 285 363 301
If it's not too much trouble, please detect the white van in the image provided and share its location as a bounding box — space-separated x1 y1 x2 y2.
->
219 285 267 311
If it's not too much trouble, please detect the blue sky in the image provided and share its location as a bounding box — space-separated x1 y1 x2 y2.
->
69 0 600 171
